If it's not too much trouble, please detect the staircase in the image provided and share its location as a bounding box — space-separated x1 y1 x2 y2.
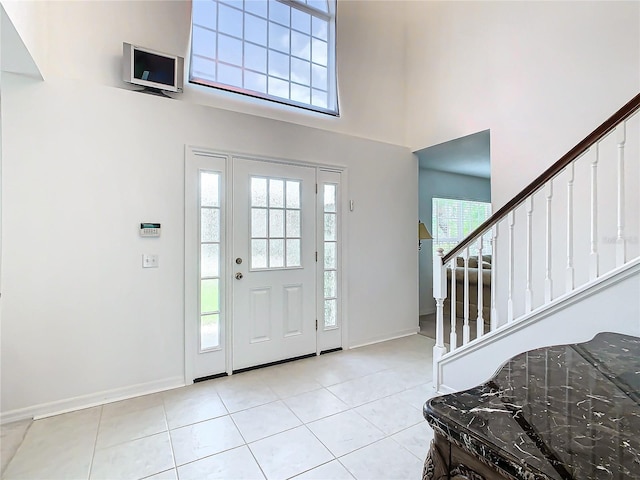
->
432 94 640 393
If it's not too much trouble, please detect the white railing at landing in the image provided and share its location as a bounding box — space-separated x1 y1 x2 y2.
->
432 94 640 390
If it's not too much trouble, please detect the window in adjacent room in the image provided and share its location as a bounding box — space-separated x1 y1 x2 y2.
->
432 198 492 256
190 0 338 115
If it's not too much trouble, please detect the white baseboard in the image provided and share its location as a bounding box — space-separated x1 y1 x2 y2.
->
349 327 420 349
1 376 185 425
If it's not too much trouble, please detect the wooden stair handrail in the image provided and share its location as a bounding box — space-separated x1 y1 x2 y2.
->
442 92 640 264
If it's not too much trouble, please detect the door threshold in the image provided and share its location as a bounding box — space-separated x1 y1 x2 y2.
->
194 372 229 383
233 352 316 375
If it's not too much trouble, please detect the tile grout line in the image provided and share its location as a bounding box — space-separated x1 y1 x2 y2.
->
86 406 104 480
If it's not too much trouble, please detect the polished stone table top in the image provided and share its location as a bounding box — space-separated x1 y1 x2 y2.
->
424 332 640 479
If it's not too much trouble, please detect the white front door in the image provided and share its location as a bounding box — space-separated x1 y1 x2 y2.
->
232 158 317 370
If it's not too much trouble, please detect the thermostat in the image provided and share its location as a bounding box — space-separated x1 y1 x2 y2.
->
140 223 161 237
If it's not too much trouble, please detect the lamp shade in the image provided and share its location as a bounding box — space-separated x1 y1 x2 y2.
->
419 221 432 240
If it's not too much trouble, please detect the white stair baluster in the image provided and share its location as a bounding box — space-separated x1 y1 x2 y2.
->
507 211 515 323
432 248 447 388
490 225 498 331
477 236 484 339
616 122 626 266
590 146 599 280
463 248 470 345
449 261 457 351
525 196 533 313
545 181 553 303
566 162 575 292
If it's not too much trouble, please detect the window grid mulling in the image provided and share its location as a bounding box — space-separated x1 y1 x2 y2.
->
432 198 492 257
250 176 302 270
191 0 335 113
323 183 338 328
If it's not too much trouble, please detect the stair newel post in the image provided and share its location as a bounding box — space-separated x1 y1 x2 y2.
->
490 225 498 331
616 122 626 267
432 248 447 388
544 181 553 303
566 162 575 292
476 236 484 339
507 211 515 323
525 196 533 313
449 260 457 352
589 146 599 280
462 248 471 345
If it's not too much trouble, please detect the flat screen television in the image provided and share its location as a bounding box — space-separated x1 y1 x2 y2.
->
122 42 184 93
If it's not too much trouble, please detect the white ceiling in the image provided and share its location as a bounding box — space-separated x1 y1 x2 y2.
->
1 5 42 78
416 130 490 179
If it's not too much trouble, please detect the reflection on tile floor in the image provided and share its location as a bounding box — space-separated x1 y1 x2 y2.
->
2 334 438 480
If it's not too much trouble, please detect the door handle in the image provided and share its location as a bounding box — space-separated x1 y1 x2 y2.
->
235 272 243 280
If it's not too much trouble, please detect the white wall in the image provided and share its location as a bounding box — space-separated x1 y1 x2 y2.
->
405 1 640 209
0 0 417 420
418 169 490 314
2 0 408 147
0 75 417 420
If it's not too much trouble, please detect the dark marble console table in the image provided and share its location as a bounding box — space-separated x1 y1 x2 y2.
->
423 332 640 479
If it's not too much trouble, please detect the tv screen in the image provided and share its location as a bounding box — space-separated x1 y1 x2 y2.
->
133 49 175 88
123 43 184 93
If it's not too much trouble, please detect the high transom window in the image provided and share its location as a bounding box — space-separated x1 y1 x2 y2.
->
191 0 338 115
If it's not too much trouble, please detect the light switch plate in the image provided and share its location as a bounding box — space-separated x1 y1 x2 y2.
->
142 254 159 268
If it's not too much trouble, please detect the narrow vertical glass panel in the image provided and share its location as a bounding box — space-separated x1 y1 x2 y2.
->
291 8 310 34
269 179 284 207
286 181 301 208
324 213 336 241
200 314 220 350
245 14 267 46
324 270 336 297
311 38 327 66
218 4 243 37
268 0 290 26
286 239 301 267
193 26 217 59
269 209 285 237
324 184 336 212
201 278 219 312
251 177 268 207
201 244 220 277
252 239 268 268
324 299 337 328
270 239 285 267
218 63 242 86
245 43 267 73
286 210 301 237
324 241 336 269
201 208 220 242
251 208 268 237
312 16 328 40
269 22 290 54
201 172 220 207
291 31 310 60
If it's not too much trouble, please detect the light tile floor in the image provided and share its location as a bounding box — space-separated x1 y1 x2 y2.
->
2 334 438 480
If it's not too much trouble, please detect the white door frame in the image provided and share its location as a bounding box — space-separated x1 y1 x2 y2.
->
184 146 349 384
